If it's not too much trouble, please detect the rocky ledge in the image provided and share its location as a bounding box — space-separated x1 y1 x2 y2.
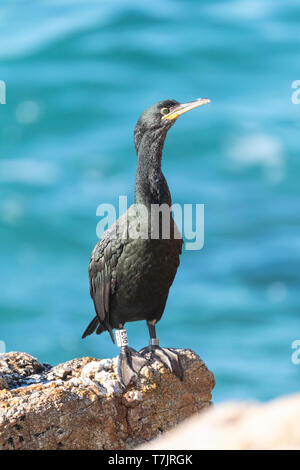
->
141 394 300 450
0 349 215 450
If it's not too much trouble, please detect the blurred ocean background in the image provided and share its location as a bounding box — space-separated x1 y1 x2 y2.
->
1 0 300 403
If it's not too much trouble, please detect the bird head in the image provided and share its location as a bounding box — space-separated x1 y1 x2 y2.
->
134 98 210 152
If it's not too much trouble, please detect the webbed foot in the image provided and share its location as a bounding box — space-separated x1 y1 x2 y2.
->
139 346 183 381
117 347 148 387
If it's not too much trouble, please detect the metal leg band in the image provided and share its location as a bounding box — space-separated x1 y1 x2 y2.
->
150 338 159 346
116 329 128 347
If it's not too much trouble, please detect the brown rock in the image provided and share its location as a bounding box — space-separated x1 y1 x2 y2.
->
0 349 215 450
141 394 300 450
0 377 8 391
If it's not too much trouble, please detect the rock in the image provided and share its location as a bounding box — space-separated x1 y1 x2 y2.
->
0 349 215 450
0 377 8 391
0 352 51 389
141 394 300 450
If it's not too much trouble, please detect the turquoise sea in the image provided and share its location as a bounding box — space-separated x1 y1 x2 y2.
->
1 0 300 402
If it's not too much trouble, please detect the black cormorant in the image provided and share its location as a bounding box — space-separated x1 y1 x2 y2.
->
82 98 210 386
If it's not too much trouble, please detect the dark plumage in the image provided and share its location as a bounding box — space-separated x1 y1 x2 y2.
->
82 97 210 386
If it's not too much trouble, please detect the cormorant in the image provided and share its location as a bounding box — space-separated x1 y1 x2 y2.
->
82 98 210 386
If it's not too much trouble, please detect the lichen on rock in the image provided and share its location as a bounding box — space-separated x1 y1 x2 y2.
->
0 349 215 450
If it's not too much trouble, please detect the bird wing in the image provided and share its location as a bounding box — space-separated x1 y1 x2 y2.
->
86 213 129 342
88 236 120 342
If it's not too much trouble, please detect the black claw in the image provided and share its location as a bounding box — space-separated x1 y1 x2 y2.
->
140 346 183 381
117 347 148 387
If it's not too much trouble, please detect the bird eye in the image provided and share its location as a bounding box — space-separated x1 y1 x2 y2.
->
160 108 170 115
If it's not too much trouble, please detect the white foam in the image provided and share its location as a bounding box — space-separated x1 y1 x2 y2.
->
0 158 60 185
228 133 286 182
16 101 40 124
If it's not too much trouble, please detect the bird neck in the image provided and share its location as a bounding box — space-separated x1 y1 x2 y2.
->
135 129 171 208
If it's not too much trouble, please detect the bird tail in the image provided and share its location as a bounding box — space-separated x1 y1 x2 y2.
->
82 316 99 338
82 315 115 344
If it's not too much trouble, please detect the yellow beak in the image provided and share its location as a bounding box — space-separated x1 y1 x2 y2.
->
161 98 210 120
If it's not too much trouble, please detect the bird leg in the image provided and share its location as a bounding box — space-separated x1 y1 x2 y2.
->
139 322 183 381
116 328 148 387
